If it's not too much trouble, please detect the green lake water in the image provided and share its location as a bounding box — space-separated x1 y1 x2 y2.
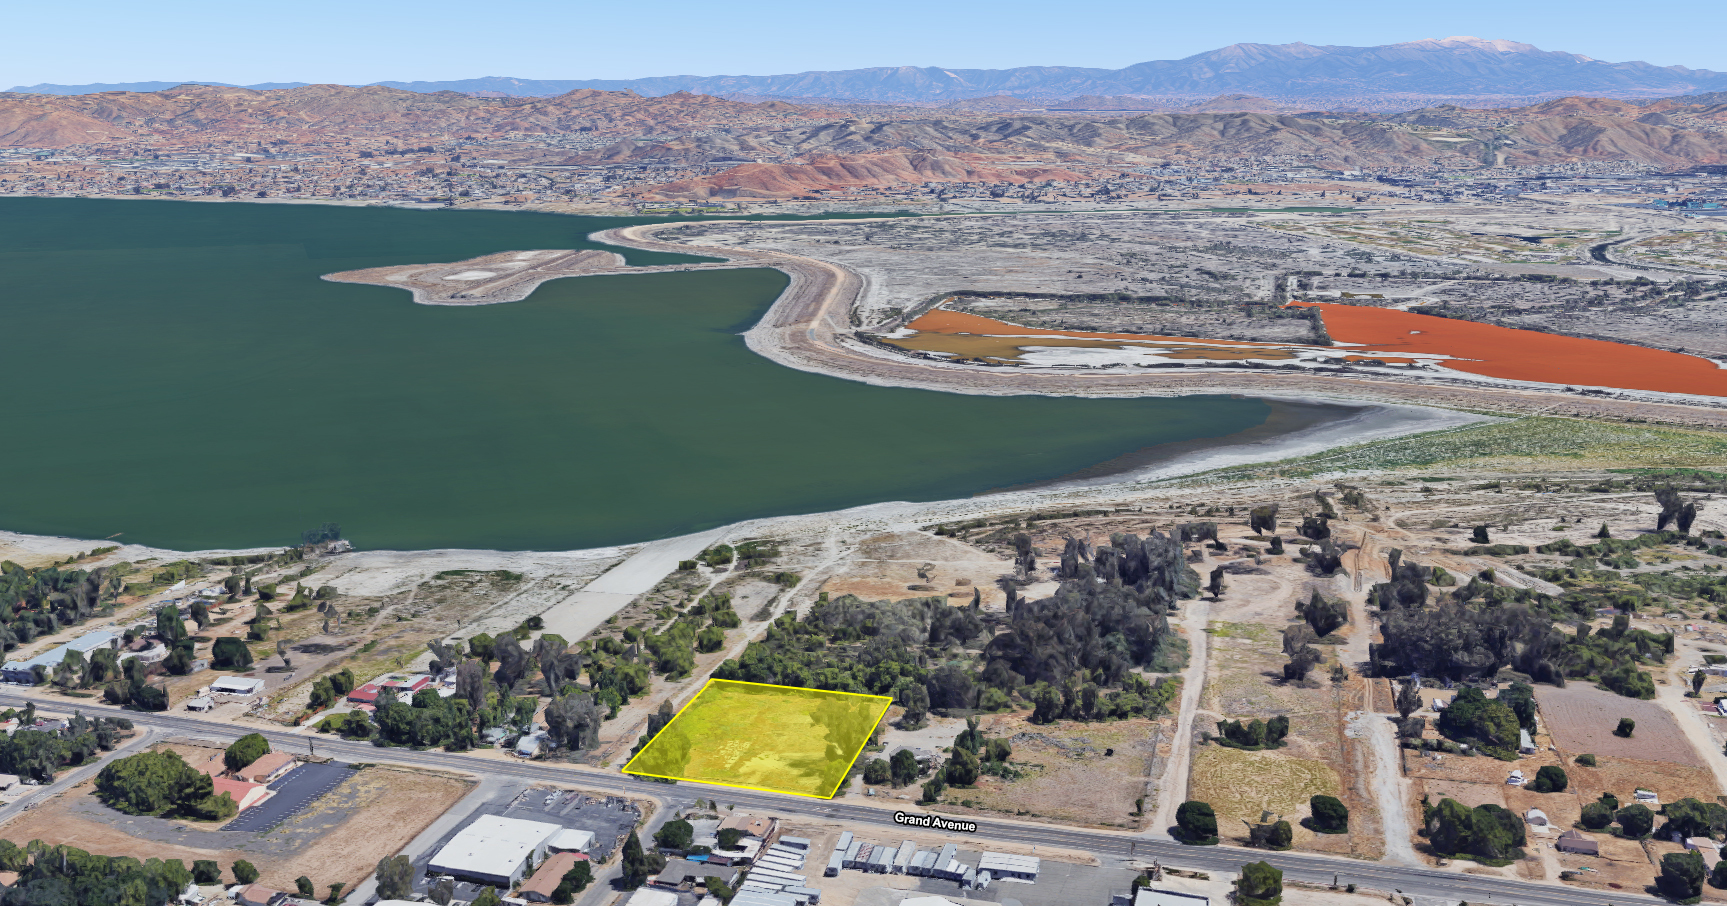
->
1 197 1281 552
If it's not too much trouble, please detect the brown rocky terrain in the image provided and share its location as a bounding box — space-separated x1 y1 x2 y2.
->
0 84 838 146
635 150 1101 200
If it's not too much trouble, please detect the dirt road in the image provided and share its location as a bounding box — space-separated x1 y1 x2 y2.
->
589 221 1727 427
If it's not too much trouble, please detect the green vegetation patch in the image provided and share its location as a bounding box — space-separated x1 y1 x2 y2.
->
623 679 890 798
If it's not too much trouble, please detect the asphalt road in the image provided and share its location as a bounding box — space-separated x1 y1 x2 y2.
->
0 692 1670 906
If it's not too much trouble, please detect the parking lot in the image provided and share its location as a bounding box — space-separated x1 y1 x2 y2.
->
409 783 643 899
223 761 354 833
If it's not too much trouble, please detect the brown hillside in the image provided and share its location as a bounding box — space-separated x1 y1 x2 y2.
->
636 151 1101 200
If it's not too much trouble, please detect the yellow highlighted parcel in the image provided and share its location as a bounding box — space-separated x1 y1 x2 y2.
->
622 679 893 799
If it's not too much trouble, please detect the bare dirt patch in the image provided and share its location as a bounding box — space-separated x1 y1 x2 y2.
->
1534 685 1703 767
949 714 1161 829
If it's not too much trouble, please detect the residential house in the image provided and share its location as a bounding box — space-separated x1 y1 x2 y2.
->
1556 829 1600 856
211 777 270 812
517 851 590 902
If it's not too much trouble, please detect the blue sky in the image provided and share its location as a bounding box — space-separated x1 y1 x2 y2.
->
7 0 1725 89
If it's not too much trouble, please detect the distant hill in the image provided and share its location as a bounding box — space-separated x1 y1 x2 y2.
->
9 80 310 94
17 37 1727 106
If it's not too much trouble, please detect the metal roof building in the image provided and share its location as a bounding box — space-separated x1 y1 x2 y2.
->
977 851 1039 881
427 815 563 886
1 632 118 684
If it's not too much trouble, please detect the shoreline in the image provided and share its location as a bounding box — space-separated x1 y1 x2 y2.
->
0 398 1487 567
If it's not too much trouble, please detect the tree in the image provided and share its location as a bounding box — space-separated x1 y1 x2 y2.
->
1471 526 1491 545
225 733 270 772
156 605 188 644
1498 682 1537 731
1616 717 1636 738
890 748 920 787
1238 860 1283 905
703 877 732 903
1694 670 1706 697
95 750 233 819
1580 800 1614 830
1437 687 1520 753
211 637 252 670
1310 795 1349 834
472 889 501 906
1531 765 1568 793
863 758 890 785
1712 856 1727 892
233 860 260 885
375 855 415 900
1659 849 1707 903
327 882 346 904
945 746 980 787
1395 679 1422 719
655 819 694 852
1617 803 1655 838
192 860 222 884
552 862 592 902
621 831 662 889
1426 797 1474 856
189 600 210 630
1176 800 1218 845
1597 522 1612 539
920 776 945 803
1663 798 1727 840
296 877 316 898
468 632 497 662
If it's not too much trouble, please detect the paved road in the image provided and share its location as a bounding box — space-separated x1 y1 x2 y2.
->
0 692 1668 906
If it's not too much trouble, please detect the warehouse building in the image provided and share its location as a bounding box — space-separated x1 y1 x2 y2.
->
427 815 563 886
977 852 1039 882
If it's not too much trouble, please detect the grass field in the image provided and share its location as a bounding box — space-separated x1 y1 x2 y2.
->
624 679 891 798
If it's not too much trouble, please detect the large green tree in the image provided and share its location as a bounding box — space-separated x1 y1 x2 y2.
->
1238 861 1283 905
1176 801 1218 845
224 733 270 772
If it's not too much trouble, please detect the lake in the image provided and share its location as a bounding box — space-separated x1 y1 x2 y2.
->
1 198 1288 551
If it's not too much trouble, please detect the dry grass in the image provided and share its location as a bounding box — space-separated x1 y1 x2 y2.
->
952 715 1161 829
1186 744 1341 845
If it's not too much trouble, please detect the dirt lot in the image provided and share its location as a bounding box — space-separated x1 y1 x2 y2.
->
949 714 1162 829
1534 685 1704 766
0 760 472 891
821 532 1009 609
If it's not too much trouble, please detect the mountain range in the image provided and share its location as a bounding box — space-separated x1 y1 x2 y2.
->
15 38 1727 106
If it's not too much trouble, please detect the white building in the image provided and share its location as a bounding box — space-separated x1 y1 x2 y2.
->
427 815 563 886
210 676 265 697
976 852 1039 882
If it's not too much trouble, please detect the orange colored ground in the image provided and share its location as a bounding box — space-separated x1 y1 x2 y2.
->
1291 302 1727 396
906 309 1292 347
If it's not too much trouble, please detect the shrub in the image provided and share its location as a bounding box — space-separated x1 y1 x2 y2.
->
1176 800 1218 845
1615 717 1636 738
1580 801 1614 830
1617 803 1655 838
1576 753 1597 767
1310 794 1349 833
1238 860 1283 906
233 861 260 885
1531 765 1568 793
1659 849 1706 903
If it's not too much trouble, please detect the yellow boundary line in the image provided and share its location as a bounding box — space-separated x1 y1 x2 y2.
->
621 678 892 799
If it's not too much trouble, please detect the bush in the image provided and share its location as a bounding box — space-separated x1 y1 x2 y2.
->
1616 717 1636 738
1617 803 1655 838
1576 753 1597 767
1176 800 1218 845
654 819 693 852
1530 765 1568 793
233 861 260 885
1659 849 1706 903
211 637 252 670
1309 794 1349 833
1238 860 1283 906
225 733 270 772
1265 820 1292 851
1580 801 1614 830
